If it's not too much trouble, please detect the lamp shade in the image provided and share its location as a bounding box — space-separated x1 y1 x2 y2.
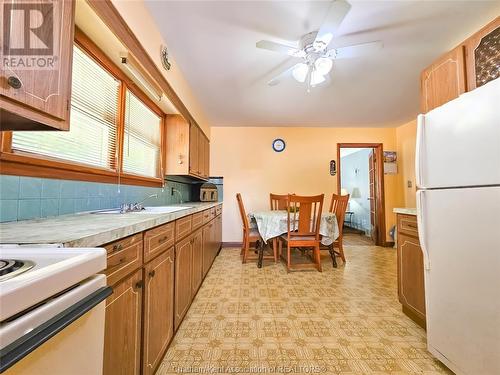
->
351 187 362 199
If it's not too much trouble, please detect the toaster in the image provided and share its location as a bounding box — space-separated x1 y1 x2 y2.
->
199 183 218 202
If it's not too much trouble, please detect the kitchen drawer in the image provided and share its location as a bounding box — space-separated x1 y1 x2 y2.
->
176 215 192 241
202 209 211 224
398 214 418 237
192 212 204 230
104 234 143 286
215 205 222 216
209 207 216 220
144 222 175 262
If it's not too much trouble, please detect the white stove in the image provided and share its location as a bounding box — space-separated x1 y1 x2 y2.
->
0 246 110 374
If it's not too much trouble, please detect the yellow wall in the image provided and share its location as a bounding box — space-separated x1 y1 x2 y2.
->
211 127 401 243
396 120 418 208
110 0 211 137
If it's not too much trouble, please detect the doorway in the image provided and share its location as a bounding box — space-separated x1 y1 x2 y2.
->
337 143 386 246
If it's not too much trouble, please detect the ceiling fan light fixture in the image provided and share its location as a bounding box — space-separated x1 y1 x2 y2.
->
310 70 326 86
314 57 333 75
292 63 309 83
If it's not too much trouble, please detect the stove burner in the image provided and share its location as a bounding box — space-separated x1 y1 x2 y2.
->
0 259 35 282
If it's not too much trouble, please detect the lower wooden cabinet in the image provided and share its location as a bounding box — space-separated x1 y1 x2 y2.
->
191 229 204 295
174 235 192 330
202 223 213 278
397 214 426 329
142 248 175 375
215 215 222 248
103 269 143 375
102 205 222 374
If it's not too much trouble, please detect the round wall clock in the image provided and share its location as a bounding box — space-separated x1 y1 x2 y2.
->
272 138 286 152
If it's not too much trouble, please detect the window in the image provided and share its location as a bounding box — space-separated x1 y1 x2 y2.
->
11 45 120 169
2 31 166 187
122 90 162 178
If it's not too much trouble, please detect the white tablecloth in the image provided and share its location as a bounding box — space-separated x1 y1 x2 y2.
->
249 211 339 246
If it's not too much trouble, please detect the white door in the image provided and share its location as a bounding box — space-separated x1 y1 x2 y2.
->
417 187 500 375
415 78 500 190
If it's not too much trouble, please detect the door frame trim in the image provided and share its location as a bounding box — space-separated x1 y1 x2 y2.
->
337 143 387 246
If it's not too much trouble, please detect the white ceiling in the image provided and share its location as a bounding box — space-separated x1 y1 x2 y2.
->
144 1 500 128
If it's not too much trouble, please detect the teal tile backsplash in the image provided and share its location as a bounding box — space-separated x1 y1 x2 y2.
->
0 175 192 222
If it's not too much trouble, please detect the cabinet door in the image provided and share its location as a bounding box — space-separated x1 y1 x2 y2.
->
464 17 500 91
420 46 466 113
204 138 210 178
198 133 205 178
191 230 204 294
174 236 192 330
215 215 222 251
202 224 212 278
397 233 426 325
143 248 175 375
0 0 75 129
103 270 143 375
189 123 199 176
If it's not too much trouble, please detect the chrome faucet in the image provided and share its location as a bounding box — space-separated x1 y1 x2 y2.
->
172 188 183 204
120 194 159 213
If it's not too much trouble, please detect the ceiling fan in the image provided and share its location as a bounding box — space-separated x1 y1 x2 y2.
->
256 0 382 90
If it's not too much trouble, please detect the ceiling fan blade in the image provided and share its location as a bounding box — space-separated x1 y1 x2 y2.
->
331 41 383 59
256 40 304 57
267 63 302 86
314 0 351 48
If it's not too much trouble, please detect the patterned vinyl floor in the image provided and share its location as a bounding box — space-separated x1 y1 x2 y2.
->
156 241 451 375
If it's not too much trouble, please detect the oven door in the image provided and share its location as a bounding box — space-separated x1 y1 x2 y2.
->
0 274 112 375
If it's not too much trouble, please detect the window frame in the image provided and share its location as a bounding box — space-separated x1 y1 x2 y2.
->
0 28 166 188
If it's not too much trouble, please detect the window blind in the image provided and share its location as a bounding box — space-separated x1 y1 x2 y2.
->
122 90 162 178
11 45 119 169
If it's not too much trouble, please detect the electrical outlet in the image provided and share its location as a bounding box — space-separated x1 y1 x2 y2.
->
171 187 174 195
407 180 412 188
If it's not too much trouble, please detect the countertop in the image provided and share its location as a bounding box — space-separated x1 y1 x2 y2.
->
393 208 417 216
0 202 221 247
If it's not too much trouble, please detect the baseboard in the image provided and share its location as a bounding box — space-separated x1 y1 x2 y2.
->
384 241 395 247
222 242 242 248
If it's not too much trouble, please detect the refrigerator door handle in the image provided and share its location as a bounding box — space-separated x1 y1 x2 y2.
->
416 190 430 270
415 114 424 189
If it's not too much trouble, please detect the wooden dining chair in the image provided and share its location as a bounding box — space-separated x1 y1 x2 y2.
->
270 193 289 211
236 193 264 264
279 194 324 272
327 193 350 267
269 193 289 259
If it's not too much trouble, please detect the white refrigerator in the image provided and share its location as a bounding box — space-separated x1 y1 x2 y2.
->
416 78 500 375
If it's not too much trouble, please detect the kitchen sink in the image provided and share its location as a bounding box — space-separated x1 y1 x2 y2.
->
91 206 192 215
132 206 192 214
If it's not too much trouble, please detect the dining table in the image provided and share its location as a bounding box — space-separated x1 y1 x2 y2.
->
249 210 340 246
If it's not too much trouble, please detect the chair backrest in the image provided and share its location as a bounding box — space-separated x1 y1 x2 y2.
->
270 193 289 210
286 194 324 240
236 193 250 231
329 193 350 236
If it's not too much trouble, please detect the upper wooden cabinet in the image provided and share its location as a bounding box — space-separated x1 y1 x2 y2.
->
464 17 500 91
165 114 209 180
420 17 499 113
0 0 75 130
420 46 467 113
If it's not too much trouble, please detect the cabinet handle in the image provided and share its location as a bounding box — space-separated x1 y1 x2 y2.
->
158 236 168 244
149 270 156 278
134 281 143 289
112 244 123 252
7 76 22 89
